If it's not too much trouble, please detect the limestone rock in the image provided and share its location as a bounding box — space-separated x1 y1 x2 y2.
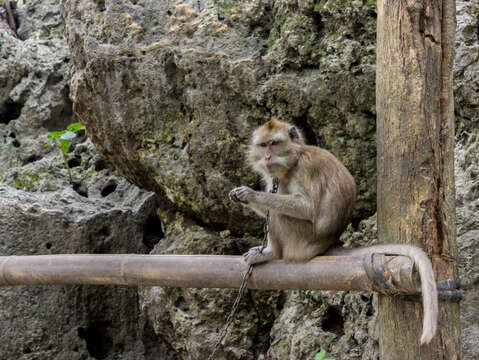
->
139 210 282 360
458 230 479 360
454 0 479 136
454 5 479 356
0 2 173 358
61 0 379 233
0 0 71 176
456 134 479 360
267 290 377 360
0 181 165 359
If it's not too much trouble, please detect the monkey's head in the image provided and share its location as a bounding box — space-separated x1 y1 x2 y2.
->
248 118 304 178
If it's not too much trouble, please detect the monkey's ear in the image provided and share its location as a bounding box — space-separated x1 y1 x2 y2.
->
288 126 303 144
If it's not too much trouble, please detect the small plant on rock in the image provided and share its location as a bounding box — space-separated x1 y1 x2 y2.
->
314 349 334 360
12 173 43 191
45 123 85 183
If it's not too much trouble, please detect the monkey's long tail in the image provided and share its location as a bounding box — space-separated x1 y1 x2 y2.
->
326 244 438 345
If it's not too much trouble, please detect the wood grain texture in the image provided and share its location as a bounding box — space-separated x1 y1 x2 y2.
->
0 254 417 293
376 0 460 357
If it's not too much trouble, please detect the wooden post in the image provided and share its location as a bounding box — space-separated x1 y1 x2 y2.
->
376 0 460 358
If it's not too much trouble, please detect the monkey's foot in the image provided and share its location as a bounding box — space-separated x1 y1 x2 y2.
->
243 246 274 265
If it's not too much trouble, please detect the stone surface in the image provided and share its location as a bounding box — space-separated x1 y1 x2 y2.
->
139 210 283 360
0 2 175 359
456 134 479 360
454 4 479 356
61 0 378 234
454 0 479 136
15 0 66 41
0 0 72 176
267 290 377 360
0 180 167 359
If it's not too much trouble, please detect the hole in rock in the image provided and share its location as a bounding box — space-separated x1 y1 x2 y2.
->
143 214 164 251
322 306 345 336
44 84 74 132
68 156 81 168
101 182 117 197
73 182 88 198
292 116 318 146
26 154 42 163
78 322 113 360
0 100 23 124
94 158 107 171
95 0 106 11
97 226 110 238
12 139 21 147
45 242 52 249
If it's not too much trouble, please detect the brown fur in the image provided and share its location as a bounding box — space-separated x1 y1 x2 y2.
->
262 117 282 131
228 118 438 345
239 119 355 261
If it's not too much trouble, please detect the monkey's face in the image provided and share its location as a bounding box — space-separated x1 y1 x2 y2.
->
248 126 301 178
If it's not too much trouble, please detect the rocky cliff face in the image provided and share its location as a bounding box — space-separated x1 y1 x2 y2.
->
0 0 478 359
454 3 479 359
0 1 168 359
61 0 378 234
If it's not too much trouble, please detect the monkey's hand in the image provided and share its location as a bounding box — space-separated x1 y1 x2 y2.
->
229 186 256 204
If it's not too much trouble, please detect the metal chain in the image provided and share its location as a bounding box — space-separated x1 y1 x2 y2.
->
207 177 279 360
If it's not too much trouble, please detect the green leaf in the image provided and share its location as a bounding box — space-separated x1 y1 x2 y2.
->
60 139 70 154
67 122 86 132
315 349 334 360
48 130 66 139
60 131 77 141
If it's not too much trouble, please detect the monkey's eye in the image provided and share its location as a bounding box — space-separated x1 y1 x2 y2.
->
271 140 281 146
259 142 267 148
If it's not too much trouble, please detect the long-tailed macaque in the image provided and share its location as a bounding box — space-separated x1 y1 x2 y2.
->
229 118 438 345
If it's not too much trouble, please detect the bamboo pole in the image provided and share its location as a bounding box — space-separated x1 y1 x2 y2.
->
0 254 419 294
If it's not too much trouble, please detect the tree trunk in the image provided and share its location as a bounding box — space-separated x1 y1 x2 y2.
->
376 0 460 358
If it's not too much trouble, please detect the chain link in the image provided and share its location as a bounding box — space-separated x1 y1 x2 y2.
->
207 177 279 359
